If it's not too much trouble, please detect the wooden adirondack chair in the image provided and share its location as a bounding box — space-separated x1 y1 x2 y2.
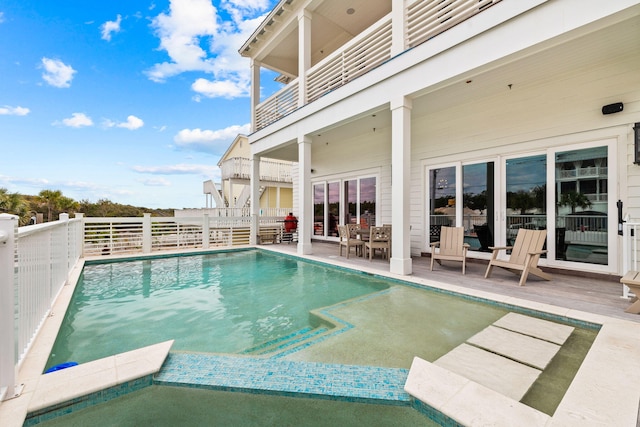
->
484 228 551 286
430 226 469 274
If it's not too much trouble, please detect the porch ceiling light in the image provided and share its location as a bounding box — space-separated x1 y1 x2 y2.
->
347 8 355 15
634 123 640 165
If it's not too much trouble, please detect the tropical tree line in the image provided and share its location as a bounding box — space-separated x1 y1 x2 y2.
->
0 188 174 226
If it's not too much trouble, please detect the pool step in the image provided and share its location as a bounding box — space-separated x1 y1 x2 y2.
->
241 326 331 356
432 313 575 401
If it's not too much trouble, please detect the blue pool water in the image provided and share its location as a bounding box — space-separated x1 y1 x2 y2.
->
35 249 599 425
46 250 389 370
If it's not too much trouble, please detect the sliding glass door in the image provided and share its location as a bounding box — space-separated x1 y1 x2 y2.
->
505 154 547 249
314 176 377 239
554 146 608 265
428 162 494 252
427 142 611 267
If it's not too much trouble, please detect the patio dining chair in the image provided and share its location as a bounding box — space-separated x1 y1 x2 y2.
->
338 225 364 259
430 226 469 274
484 228 551 286
364 226 391 261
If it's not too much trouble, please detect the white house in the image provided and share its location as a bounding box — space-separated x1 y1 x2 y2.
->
241 0 640 277
203 134 295 211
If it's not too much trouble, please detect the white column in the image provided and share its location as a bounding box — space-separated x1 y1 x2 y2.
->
276 187 281 209
142 213 152 254
59 213 70 277
391 0 406 57
202 214 210 250
390 96 412 275
250 154 261 245
0 214 21 401
298 136 313 255
76 213 86 258
251 59 261 132
298 10 311 107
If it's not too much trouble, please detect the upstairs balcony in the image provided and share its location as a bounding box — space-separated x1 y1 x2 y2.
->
250 0 502 130
220 157 294 184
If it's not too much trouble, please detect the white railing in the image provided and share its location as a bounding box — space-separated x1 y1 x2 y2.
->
407 0 501 48
307 14 392 102
0 213 82 401
83 214 256 257
559 166 608 180
254 0 500 130
177 208 252 218
82 214 295 257
622 221 640 298
175 207 291 219
220 157 294 183
255 78 299 130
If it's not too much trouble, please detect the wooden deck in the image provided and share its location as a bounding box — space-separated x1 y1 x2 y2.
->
269 241 639 323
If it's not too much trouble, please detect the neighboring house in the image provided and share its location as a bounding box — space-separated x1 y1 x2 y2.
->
240 0 640 278
203 134 295 212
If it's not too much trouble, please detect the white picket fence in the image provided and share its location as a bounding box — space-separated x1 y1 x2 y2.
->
0 213 82 401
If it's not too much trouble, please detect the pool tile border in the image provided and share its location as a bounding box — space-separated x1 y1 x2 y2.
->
23 375 153 426
156 353 411 404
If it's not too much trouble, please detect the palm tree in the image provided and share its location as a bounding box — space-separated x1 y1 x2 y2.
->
38 189 63 222
0 188 30 225
508 190 536 215
558 190 592 214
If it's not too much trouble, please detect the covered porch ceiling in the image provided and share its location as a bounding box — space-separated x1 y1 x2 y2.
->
256 6 640 162
244 0 391 78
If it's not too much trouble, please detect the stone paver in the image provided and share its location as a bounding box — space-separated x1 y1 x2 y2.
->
494 312 574 345
468 325 561 369
434 343 541 401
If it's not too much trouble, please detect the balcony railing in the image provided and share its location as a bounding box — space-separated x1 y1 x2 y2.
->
220 157 294 183
407 0 499 48
255 78 299 130
306 14 392 102
254 0 501 130
558 166 608 180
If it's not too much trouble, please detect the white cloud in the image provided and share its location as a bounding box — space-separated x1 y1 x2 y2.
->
41 57 76 88
118 115 144 130
132 163 216 175
146 0 271 100
0 12 5 24
191 77 245 99
0 105 30 116
146 0 218 82
103 115 144 130
101 14 122 41
138 177 172 186
173 123 250 153
57 112 94 128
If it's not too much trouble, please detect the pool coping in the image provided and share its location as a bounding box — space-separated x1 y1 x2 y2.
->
1 247 639 426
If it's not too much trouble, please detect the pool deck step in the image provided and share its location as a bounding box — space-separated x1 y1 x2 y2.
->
240 326 331 356
156 353 410 403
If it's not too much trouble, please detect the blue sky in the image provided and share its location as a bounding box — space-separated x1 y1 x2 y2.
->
0 0 280 209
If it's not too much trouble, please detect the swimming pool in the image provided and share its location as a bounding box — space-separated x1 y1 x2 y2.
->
37 248 598 424
46 250 391 369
